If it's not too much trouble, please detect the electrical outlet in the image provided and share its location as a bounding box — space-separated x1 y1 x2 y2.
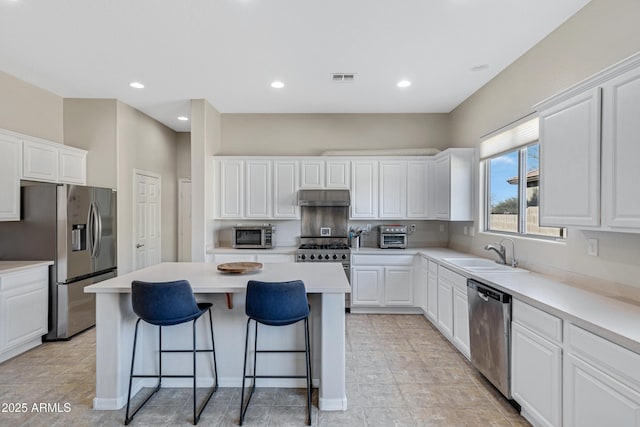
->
463 226 468 235
587 238 599 256
469 227 475 237
439 224 445 232
410 224 417 232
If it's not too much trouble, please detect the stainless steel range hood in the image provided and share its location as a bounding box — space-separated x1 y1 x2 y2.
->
297 189 351 207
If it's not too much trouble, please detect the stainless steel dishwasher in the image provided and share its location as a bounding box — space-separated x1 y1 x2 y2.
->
467 279 512 399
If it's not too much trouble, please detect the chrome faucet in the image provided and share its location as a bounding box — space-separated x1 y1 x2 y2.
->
484 238 518 267
484 243 507 265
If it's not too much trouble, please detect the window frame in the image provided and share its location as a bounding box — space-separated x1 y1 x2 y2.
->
483 142 566 240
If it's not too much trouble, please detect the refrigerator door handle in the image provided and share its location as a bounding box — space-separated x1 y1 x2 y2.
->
95 201 103 257
87 202 95 257
89 202 99 258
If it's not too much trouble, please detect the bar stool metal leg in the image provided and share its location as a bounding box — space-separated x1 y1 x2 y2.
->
305 317 312 425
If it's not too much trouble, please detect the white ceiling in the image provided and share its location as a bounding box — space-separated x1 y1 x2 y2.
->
0 0 591 132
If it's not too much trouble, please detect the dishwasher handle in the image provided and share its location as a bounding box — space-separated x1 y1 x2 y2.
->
467 280 511 303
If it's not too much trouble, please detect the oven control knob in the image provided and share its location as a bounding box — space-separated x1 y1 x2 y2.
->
342 254 347 260
333 254 338 260
324 254 330 260
310 254 315 260
301 254 306 260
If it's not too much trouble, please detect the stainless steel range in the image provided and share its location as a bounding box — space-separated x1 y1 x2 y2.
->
295 189 351 310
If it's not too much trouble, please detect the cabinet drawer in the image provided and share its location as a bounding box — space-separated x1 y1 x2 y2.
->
0 267 49 292
567 323 640 390
438 266 467 291
513 299 562 343
351 254 414 266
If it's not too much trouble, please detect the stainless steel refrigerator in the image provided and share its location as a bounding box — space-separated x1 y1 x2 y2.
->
0 182 117 340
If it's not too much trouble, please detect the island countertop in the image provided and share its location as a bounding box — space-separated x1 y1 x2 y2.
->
85 262 351 294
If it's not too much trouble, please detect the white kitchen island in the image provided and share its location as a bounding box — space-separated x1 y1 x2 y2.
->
85 262 350 412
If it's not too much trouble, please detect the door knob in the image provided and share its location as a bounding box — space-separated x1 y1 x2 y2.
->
136 243 144 248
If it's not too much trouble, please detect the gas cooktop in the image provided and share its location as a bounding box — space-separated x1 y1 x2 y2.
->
298 243 350 250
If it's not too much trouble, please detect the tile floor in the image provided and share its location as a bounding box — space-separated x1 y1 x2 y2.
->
0 314 530 426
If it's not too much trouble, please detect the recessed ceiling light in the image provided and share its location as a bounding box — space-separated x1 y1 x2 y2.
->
397 80 412 88
129 81 145 89
177 116 189 121
270 81 285 89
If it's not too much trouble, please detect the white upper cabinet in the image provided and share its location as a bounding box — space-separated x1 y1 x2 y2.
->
0 134 21 221
535 51 640 232
379 161 407 218
430 149 474 221
325 160 350 189
300 160 325 189
22 139 59 182
216 159 244 218
58 146 87 184
601 65 640 230
351 160 379 218
300 159 350 189
245 160 272 218
273 160 299 219
537 88 601 228
407 160 429 218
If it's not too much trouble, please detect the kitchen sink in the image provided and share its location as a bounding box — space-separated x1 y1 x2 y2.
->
442 258 529 273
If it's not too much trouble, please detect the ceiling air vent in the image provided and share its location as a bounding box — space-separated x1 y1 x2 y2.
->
331 73 356 83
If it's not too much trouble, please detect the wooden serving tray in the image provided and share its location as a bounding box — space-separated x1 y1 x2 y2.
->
217 262 263 274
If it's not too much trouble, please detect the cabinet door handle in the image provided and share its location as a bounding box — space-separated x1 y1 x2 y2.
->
136 243 144 248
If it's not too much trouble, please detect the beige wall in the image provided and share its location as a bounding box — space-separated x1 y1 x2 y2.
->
116 102 179 274
220 113 449 155
176 132 191 180
448 0 640 292
190 99 221 261
63 99 118 188
1 70 63 143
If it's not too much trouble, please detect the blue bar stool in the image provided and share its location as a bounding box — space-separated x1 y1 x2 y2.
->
239 280 312 426
125 280 218 425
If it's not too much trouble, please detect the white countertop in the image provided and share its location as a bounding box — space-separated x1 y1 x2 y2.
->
0 261 53 274
85 262 350 294
415 248 640 354
208 246 298 254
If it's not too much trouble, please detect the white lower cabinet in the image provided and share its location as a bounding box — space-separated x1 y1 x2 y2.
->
426 261 438 321
351 254 414 308
452 287 470 358
0 265 49 363
0 134 21 221
435 266 469 357
351 267 383 306
511 299 563 427
436 277 453 337
564 324 640 427
212 253 295 264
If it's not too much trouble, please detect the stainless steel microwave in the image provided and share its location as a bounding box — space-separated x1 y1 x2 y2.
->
232 224 275 249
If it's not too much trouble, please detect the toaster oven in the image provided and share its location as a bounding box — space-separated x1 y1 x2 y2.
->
379 225 408 249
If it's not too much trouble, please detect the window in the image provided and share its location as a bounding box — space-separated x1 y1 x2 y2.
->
481 116 565 239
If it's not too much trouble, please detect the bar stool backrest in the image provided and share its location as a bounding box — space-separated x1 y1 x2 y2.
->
131 280 203 326
245 280 309 326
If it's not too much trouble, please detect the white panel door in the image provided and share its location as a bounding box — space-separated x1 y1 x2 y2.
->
300 160 324 189
22 139 58 182
0 135 21 221
379 161 407 219
218 160 243 218
512 322 562 427
245 160 271 218
351 161 378 218
426 270 438 321
538 88 601 227
436 278 453 338
134 171 161 270
58 147 86 184
384 267 413 306
564 353 640 427
433 155 450 219
273 160 299 218
407 160 429 218
326 160 350 189
351 267 383 306
601 66 640 230
452 288 470 358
